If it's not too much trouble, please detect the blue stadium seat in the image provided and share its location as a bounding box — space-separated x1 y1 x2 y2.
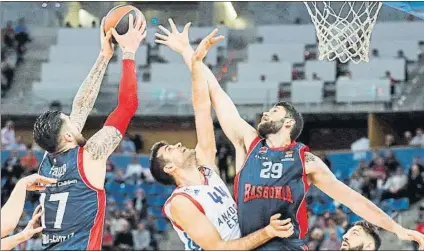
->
149 207 164 218
156 218 168 232
391 198 410 211
147 196 167 207
348 214 362 224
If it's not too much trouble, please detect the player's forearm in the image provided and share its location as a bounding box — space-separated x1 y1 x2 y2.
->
1 232 28 250
1 181 26 238
191 60 211 112
70 54 110 131
104 53 138 135
216 227 272 250
343 188 402 233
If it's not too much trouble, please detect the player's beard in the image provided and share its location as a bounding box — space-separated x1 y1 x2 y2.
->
340 241 364 251
257 119 284 138
183 150 197 169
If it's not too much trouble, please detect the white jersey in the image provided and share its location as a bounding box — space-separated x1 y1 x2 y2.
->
163 166 241 250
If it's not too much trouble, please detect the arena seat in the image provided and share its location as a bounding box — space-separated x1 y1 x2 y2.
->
247 43 305 64
49 45 100 64
150 63 191 83
291 80 324 104
371 22 424 42
237 62 292 83
41 63 91 83
349 58 406 81
370 40 421 60
156 218 169 232
305 60 337 82
336 79 391 103
257 24 316 44
57 28 98 47
226 83 280 105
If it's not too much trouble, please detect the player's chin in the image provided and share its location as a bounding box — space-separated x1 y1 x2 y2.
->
340 242 349 250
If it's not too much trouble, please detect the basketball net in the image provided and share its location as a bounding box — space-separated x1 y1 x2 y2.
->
304 1 382 64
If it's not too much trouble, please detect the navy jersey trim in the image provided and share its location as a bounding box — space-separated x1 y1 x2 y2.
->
76 147 106 250
295 145 310 239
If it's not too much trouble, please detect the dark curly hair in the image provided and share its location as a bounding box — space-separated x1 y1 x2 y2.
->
33 111 63 153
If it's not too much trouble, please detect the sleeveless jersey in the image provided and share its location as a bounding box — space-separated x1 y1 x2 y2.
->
234 137 310 251
163 166 241 250
38 147 106 250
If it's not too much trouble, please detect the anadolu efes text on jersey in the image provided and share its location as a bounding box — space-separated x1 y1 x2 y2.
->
234 137 310 251
162 166 241 250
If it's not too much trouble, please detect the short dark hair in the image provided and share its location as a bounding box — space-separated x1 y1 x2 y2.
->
33 111 63 153
274 101 304 141
149 141 176 186
354 221 381 250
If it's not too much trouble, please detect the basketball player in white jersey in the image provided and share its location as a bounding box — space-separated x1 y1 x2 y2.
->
149 29 295 250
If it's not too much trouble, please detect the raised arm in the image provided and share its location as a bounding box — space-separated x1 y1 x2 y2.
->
155 19 257 152
85 16 146 162
305 152 424 249
69 18 113 132
1 174 56 238
1 206 43 250
169 195 294 250
190 29 225 168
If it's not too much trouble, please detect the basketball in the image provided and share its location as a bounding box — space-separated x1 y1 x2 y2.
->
103 5 145 44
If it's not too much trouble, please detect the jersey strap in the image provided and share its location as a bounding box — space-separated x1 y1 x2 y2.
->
162 192 206 231
233 136 262 204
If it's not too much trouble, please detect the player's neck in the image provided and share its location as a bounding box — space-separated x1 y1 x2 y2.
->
56 142 78 153
266 131 292 148
176 167 205 187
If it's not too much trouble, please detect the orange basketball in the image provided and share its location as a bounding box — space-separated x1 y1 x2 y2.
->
103 5 145 43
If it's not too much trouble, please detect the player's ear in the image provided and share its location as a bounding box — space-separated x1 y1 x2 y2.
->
163 164 176 174
284 118 295 128
63 132 74 142
363 241 374 250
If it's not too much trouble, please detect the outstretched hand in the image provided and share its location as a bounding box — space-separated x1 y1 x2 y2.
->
111 14 147 54
21 205 44 241
155 18 192 55
396 228 424 250
192 28 224 62
100 17 114 59
19 174 57 191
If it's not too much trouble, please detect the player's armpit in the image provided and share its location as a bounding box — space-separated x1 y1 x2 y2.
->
84 126 122 161
170 195 272 250
305 152 402 234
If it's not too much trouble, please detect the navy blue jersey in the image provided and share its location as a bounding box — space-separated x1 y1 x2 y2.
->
38 147 105 250
234 137 310 251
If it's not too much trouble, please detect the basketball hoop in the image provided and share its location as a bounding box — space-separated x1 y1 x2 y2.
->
304 1 382 64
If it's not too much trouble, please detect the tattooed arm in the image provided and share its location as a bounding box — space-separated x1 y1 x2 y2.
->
69 55 110 132
305 152 404 235
69 21 114 132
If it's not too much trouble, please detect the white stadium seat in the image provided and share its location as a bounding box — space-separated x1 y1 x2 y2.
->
370 40 420 60
336 79 391 103
226 83 280 105
257 25 316 44
150 63 191 83
248 44 305 64
237 62 292 83
291 80 324 104
305 60 336 82
349 58 406 81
